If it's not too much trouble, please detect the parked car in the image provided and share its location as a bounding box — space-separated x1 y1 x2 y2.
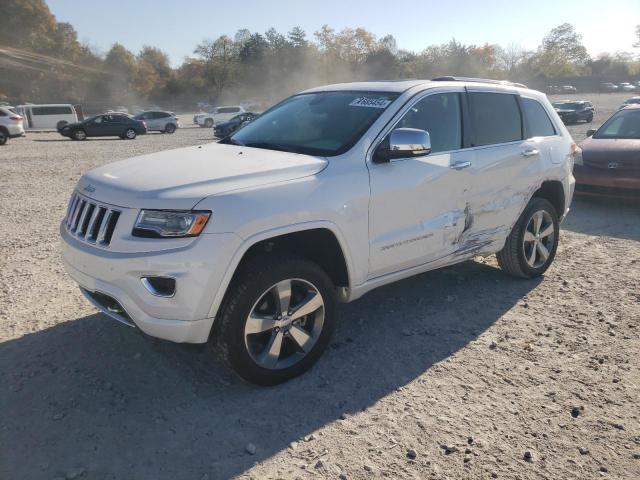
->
58 113 147 140
0 106 26 145
194 106 245 127
618 83 636 92
600 82 619 93
552 100 594 124
60 78 575 385
213 112 259 137
15 103 78 130
619 96 640 109
133 111 179 133
560 85 577 94
575 105 640 198
546 85 561 94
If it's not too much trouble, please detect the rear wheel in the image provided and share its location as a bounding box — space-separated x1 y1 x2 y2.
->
0 128 7 145
164 123 176 134
72 129 86 141
213 253 336 385
496 197 559 278
124 128 137 140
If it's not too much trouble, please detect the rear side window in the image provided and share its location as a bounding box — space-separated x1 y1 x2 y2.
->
469 92 522 146
0 110 6 117
218 107 240 114
398 93 462 153
32 106 73 115
521 98 556 138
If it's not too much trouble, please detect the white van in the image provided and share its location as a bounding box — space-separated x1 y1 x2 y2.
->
16 104 79 130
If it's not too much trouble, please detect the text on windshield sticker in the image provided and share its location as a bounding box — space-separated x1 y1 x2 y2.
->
349 97 392 108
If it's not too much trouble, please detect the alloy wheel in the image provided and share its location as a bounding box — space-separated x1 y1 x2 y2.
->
244 278 325 370
522 210 555 268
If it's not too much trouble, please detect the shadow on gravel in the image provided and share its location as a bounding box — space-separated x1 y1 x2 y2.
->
32 138 123 142
1 261 540 479
563 196 640 242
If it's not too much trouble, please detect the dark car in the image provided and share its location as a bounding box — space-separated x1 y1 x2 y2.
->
213 112 258 137
552 100 594 124
59 113 147 140
574 105 640 198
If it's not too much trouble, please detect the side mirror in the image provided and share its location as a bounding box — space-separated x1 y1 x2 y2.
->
586 129 596 137
374 128 432 163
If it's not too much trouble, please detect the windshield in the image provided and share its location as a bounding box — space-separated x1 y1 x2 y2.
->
594 109 640 140
222 91 399 156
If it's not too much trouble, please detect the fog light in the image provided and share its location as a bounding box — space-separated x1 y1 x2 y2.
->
141 276 176 297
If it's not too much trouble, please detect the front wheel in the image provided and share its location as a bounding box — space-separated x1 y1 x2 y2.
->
213 253 336 385
124 128 136 140
496 197 559 278
72 129 87 141
586 114 593 123
204 119 214 128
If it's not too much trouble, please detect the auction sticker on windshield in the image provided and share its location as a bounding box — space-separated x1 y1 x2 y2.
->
349 97 393 108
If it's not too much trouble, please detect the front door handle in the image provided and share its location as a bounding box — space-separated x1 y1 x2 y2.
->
521 149 540 157
450 161 472 170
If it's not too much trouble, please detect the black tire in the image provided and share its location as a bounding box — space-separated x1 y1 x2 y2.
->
212 253 336 385
496 197 559 279
56 120 68 130
164 123 176 134
586 114 593 123
204 118 214 128
124 128 136 140
72 129 87 141
0 128 7 145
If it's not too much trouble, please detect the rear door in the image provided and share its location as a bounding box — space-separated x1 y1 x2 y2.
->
367 88 472 277
458 89 542 254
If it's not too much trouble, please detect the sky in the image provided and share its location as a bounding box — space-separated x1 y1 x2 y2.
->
47 0 639 66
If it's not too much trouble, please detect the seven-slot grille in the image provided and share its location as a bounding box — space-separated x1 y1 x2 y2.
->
64 192 120 247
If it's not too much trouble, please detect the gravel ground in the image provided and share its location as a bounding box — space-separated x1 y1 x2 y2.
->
1 98 639 480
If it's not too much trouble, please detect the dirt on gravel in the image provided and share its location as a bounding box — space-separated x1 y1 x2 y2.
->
1 100 639 480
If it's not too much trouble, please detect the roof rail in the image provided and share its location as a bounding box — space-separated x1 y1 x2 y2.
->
431 76 527 89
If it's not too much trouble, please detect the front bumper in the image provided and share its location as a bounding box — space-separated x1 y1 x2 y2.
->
60 224 242 343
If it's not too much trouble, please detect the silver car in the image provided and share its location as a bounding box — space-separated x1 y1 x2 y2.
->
133 111 179 133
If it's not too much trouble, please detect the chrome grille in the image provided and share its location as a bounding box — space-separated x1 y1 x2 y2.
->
64 193 120 247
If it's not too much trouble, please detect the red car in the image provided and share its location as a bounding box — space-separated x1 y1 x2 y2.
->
574 105 640 198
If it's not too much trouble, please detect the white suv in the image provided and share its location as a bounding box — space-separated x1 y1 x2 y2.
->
0 106 26 145
61 78 576 385
194 106 245 127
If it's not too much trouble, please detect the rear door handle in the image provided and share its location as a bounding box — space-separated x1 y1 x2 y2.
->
521 149 539 157
450 161 472 170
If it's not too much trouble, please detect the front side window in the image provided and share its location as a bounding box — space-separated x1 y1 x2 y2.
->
595 109 640 139
225 91 399 156
397 93 462 154
469 92 522 146
521 98 556 138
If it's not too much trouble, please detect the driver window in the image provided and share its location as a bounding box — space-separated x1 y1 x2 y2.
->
398 93 462 153
94 116 103 123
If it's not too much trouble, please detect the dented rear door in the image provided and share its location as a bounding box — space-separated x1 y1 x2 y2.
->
457 89 534 256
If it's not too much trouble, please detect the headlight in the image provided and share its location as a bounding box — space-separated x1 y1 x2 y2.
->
133 210 211 238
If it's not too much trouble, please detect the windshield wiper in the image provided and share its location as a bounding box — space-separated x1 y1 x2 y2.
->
219 137 245 146
244 142 296 153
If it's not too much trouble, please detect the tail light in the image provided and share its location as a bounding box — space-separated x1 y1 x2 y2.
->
570 142 577 157
9 115 22 121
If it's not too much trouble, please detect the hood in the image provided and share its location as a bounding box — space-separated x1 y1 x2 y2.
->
77 142 328 209
580 137 640 171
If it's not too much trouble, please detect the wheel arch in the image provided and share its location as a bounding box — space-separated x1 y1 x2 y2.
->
206 222 353 321
532 180 565 218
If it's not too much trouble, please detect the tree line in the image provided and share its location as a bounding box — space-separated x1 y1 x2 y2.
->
1 0 639 111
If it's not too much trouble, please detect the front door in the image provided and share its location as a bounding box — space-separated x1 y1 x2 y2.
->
368 90 472 278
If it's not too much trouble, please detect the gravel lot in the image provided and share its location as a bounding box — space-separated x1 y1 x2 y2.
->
1 96 639 480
